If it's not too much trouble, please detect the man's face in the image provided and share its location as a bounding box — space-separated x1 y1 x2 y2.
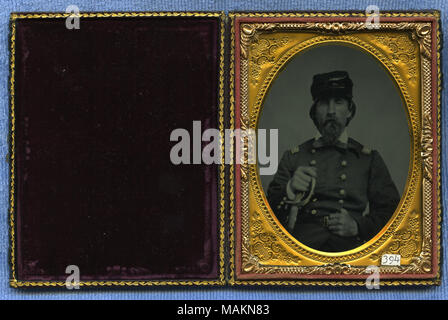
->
314 96 352 144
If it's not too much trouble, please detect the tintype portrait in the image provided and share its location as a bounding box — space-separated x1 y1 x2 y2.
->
233 12 441 285
260 45 409 252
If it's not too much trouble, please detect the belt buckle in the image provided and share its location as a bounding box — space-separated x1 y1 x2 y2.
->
323 216 329 227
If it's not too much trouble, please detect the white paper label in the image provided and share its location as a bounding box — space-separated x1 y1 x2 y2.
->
381 254 401 266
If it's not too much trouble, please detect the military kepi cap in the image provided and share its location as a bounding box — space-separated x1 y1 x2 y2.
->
311 71 353 101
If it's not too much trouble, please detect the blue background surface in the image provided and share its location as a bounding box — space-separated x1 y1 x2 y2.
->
0 0 446 300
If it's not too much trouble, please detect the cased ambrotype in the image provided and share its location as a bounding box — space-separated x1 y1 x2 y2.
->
231 12 441 285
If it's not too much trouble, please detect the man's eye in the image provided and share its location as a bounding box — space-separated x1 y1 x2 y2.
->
335 99 343 104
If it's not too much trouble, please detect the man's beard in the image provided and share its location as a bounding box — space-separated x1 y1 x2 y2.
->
319 119 344 145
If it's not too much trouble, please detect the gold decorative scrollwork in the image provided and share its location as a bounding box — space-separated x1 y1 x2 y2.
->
250 37 289 84
413 24 432 60
421 112 434 182
241 21 433 61
370 210 420 261
238 19 438 280
250 211 301 264
303 22 366 33
240 23 277 59
240 24 290 85
374 33 418 81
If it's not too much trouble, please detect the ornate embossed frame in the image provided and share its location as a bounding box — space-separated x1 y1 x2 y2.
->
230 12 441 286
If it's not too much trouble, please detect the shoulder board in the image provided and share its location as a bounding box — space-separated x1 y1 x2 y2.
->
290 146 300 154
361 146 371 155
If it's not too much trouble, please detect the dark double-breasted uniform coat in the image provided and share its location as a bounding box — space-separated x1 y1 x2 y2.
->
267 137 400 252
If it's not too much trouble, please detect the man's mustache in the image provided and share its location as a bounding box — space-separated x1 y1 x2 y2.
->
323 118 338 126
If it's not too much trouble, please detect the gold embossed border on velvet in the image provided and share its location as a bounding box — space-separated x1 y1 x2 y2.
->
231 12 441 286
9 11 227 288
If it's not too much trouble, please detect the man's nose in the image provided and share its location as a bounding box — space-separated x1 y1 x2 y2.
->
327 101 336 115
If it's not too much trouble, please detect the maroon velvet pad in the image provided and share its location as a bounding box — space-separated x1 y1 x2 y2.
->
13 16 220 281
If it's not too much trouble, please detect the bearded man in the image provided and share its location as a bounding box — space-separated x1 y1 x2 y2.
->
267 71 400 252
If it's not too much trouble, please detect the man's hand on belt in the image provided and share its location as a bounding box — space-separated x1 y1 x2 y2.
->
327 208 359 237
